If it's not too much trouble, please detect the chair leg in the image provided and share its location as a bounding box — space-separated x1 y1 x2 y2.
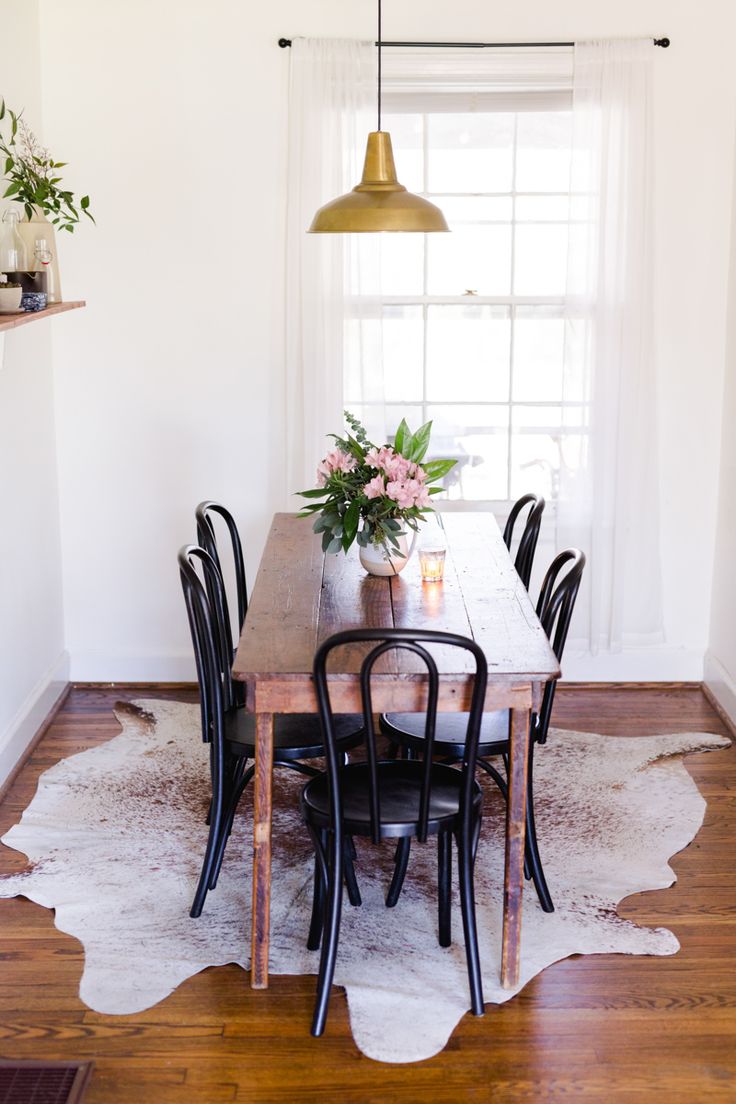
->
191 751 226 918
525 748 554 913
456 822 484 1016
386 837 411 908
343 838 362 907
437 830 451 947
306 826 328 951
311 827 344 1037
209 762 255 889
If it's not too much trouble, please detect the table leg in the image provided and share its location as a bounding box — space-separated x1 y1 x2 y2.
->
250 711 274 988
501 706 530 989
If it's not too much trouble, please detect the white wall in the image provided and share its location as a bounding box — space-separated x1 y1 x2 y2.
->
706 128 736 722
0 1 68 782
33 0 736 681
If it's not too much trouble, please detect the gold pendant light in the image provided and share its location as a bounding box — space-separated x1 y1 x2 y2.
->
308 1 449 234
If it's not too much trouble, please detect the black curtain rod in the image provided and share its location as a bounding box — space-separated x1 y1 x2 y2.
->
278 37 670 49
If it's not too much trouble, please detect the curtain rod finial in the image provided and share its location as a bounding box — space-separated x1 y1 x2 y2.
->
654 37 670 48
278 38 291 48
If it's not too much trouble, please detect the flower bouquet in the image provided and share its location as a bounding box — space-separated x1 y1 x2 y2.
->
297 411 456 573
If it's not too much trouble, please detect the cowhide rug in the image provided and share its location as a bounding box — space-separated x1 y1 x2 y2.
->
0 700 729 1064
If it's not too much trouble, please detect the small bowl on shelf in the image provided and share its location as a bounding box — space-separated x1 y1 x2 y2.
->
21 291 48 312
0 284 23 313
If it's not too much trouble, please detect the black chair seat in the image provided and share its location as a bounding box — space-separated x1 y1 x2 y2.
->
302 759 483 838
382 710 512 757
225 711 364 761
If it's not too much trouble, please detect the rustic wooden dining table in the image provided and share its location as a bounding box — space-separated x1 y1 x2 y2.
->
232 510 560 991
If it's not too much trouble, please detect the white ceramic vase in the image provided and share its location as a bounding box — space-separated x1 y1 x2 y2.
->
359 532 414 576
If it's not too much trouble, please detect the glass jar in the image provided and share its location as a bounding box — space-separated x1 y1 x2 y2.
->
0 209 28 272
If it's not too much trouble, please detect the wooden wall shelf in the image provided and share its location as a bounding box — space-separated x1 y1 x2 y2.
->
0 301 86 334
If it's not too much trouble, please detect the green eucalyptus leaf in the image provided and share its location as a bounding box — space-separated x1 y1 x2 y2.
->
326 536 343 555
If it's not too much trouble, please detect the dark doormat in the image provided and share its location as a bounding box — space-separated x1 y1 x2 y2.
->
0 1062 93 1103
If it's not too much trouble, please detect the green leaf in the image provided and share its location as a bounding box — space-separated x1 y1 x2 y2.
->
3 181 21 197
297 487 330 499
326 536 343 555
406 420 433 463
80 195 90 209
0 100 5 120
343 499 360 545
422 457 457 481
393 418 410 455
4 157 12 174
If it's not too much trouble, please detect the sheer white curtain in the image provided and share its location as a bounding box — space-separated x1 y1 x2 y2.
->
284 38 374 495
558 39 663 651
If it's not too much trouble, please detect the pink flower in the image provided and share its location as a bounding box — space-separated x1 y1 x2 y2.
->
386 480 415 510
385 477 432 510
316 448 357 486
363 474 386 500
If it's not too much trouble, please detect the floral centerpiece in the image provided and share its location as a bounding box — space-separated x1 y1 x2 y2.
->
298 411 456 573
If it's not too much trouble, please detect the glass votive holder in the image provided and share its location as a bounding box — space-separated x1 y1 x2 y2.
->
419 547 446 583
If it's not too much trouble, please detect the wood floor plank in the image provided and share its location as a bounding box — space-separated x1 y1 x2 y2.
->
0 685 733 1101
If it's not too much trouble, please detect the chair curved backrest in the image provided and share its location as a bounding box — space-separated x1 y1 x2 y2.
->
178 544 236 745
502 494 545 589
195 501 248 655
314 629 488 845
534 548 586 744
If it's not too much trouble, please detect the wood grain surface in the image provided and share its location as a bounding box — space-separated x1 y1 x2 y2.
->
0 686 733 1102
233 513 559 714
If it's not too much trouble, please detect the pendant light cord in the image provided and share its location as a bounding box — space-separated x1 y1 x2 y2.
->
377 0 382 131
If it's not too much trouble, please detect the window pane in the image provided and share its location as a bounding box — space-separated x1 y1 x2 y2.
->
515 112 572 193
510 405 584 500
512 306 565 402
515 195 569 221
379 234 425 295
427 225 512 295
383 306 424 401
433 196 513 223
426 404 509 499
384 113 424 193
426 305 510 402
427 113 514 192
513 224 568 295
350 404 425 445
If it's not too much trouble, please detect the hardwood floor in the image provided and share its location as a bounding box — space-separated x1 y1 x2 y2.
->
0 686 734 1103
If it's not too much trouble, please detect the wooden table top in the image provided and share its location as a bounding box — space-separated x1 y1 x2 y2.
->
233 512 559 713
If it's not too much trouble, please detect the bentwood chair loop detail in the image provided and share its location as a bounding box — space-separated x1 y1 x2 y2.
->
301 628 489 1037
380 548 585 914
195 500 248 706
178 545 364 919
502 493 545 590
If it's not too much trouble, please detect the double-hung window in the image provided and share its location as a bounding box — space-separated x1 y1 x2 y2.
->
344 49 577 513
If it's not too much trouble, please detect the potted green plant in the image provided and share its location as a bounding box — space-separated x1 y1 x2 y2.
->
0 100 94 232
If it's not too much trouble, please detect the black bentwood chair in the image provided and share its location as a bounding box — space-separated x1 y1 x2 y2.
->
301 628 488 1037
195 500 248 706
178 546 365 918
502 493 545 590
381 549 585 914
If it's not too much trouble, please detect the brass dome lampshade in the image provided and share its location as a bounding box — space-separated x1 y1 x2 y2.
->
308 1 449 234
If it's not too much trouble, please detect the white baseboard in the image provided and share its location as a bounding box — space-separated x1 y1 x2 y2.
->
703 650 736 726
561 647 704 682
0 651 70 786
